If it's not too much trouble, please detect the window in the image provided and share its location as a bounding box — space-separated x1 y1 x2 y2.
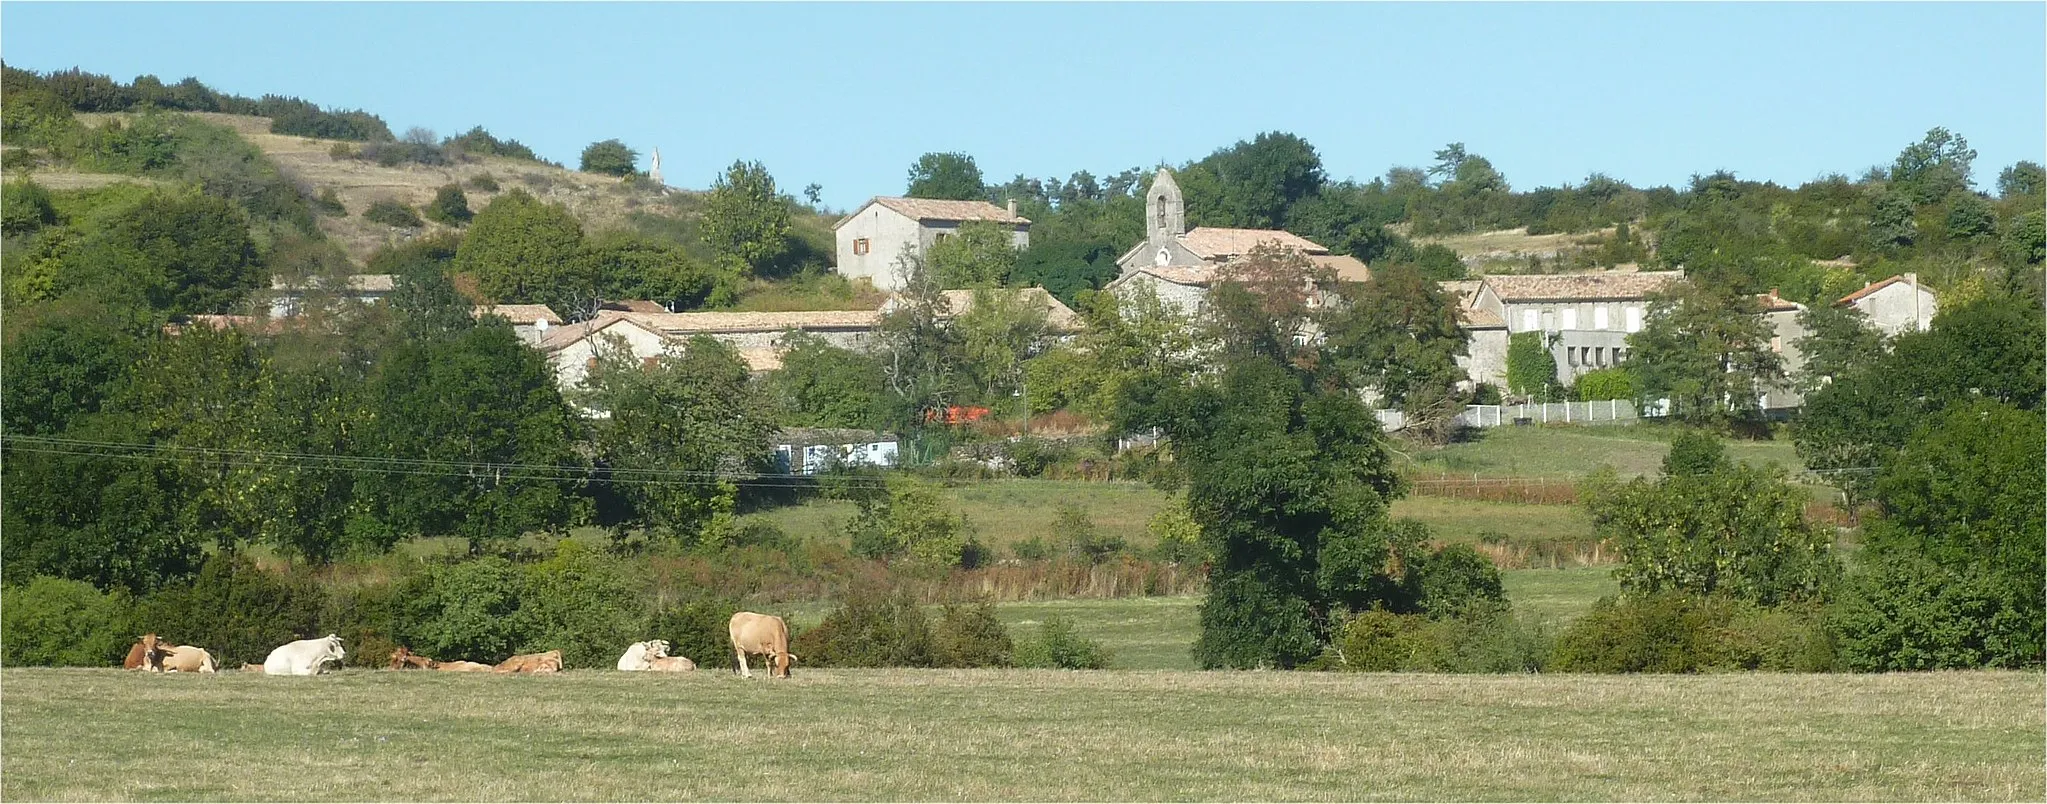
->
1624 306 1644 333
1541 310 1556 332
934 232 951 243
1566 347 1579 368
1522 309 1539 331
1593 305 1610 330
852 237 870 255
1771 336 1783 353
1561 308 1579 330
1596 347 1607 367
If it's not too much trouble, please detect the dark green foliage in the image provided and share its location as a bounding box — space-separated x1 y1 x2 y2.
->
1192 131 1326 229
469 172 501 192
579 139 638 176
1011 240 1121 306
2 179 60 236
402 556 527 663
1013 613 1111 669
0 577 135 666
1505 331 1559 401
455 189 587 312
1319 261 1469 425
1055 504 1125 564
1625 281 1783 426
646 597 743 671
768 333 888 430
363 199 424 228
375 232 473 339
1583 445 1837 607
259 96 392 141
322 575 410 668
445 127 540 163
60 189 260 316
1790 304 1884 394
0 299 151 436
1416 544 1506 619
516 541 646 669
136 553 329 667
1831 401 2044 670
1573 368 1635 401
1551 593 1833 673
424 184 473 225
700 159 790 277
905 152 984 200
794 587 933 667
932 599 1015 668
1328 603 1548 673
579 234 716 312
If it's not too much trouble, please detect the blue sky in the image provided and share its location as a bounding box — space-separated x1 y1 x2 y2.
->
5 2 2042 210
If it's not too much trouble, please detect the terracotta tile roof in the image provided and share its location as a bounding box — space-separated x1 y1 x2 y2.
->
1480 271 1684 302
737 347 784 372
1438 279 1484 302
1755 290 1804 313
878 288 1085 333
1106 266 1218 290
624 309 880 335
836 197 1031 229
1457 306 1506 329
1835 275 1928 306
1310 254 1371 283
535 312 667 353
1179 227 1328 259
474 304 564 325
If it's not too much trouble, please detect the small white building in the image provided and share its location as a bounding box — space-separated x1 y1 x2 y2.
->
474 304 565 345
773 428 900 475
1835 273 1937 336
268 274 394 318
833 197 1031 292
535 313 673 392
1756 289 1808 412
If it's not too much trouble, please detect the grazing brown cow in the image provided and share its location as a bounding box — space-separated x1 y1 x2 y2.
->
159 645 216 673
433 660 495 672
124 634 174 671
728 612 795 679
647 655 697 672
389 647 436 670
493 650 563 674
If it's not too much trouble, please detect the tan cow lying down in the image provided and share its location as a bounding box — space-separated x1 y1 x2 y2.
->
389 647 435 670
124 634 172 671
494 650 563 674
647 655 697 672
435 660 495 672
729 612 795 679
159 645 216 673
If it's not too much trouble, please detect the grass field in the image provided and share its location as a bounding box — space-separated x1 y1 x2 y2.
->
1502 567 1621 624
4 668 2038 801
1402 425 1807 479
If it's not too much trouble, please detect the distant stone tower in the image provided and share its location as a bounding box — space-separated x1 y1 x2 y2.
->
1144 167 1185 263
649 147 663 186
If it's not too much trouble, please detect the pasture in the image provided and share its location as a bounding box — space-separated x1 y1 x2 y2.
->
4 668 2039 801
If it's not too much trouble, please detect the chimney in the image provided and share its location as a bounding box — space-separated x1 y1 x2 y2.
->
1006 198 1017 217
1904 272 1918 287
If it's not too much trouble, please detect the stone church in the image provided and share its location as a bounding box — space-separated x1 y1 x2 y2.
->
1104 168 1369 316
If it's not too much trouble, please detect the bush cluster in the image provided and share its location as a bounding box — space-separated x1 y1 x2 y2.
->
1012 613 1111 669
793 589 1014 668
364 199 424 228
1551 593 1835 673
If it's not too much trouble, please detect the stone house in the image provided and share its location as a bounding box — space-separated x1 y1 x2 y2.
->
1755 289 1808 412
1462 271 1685 388
473 304 564 345
1104 168 1369 318
833 197 1031 292
536 313 675 392
1836 273 1937 336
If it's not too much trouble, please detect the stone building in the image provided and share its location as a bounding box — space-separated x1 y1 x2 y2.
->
833 197 1031 292
1755 289 1808 412
1835 273 1937 336
1104 168 1368 317
473 304 564 345
1461 271 1685 388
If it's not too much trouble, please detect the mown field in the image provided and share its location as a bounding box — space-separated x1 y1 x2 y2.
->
4 668 2038 802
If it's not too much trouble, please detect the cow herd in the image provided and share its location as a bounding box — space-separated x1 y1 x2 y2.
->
118 612 797 679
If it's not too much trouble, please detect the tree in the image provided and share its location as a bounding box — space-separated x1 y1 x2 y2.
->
847 477 973 567
925 220 1019 288
1790 303 1884 395
1196 132 1326 229
1624 281 1784 426
375 232 473 339
1427 143 1470 182
1319 262 1468 436
579 335 774 550
700 159 790 279
802 183 823 206
1582 435 1837 607
579 139 638 177
454 189 587 314
579 234 715 311
1889 127 1976 206
1022 285 1198 421
767 332 888 430
1996 161 2044 201
874 252 966 424
905 152 984 200
60 189 260 316
1505 332 1559 402
424 184 473 225
953 287 1050 404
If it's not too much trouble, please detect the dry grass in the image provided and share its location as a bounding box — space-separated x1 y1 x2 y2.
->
4 668 2038 801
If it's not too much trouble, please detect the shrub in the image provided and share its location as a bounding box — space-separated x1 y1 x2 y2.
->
1330 608 1438 671
424 184 472 225
1011 536 1054 562
0 577 134 666
1013 613 1110 669
1146 501 1206 565
364 199 423 228
1005 437 1066 477
402 556 528 664
328 142 354 160
1416 543 1506 619
2 179 60 236
313 187 347 217
323 576 415 669
517 540 647 669
1575 367 1635 401
469 172 500 192
1506 331 1560 401
1057 504 1125 564
580 139 638 177
1830 553 2033 671
932 598 1014 668
646 596 742 672
1549 593 1829 673
794 587 933 667
135 553 329 667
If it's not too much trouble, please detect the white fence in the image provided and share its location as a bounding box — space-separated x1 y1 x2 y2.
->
1374 400 1640 432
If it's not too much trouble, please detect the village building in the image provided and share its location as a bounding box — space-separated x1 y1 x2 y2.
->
268 274 394 318
1460 270 1686 389
535 313 674 391
878 288 1086 335
473 304 564 345
1104 168 1369 317
1836 273 1937 335
772 428 900 475
833 197 1031 292
1755 289 1808 412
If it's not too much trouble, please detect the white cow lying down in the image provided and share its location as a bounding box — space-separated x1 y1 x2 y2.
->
263 634 346 676
618 640 696 672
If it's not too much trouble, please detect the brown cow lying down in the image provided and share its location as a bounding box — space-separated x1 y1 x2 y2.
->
494 650 563 674
124 634 173 671
159 645 216 673
647 655 697 672
240 663 264 673
434 660 495 672
389 647 435 670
